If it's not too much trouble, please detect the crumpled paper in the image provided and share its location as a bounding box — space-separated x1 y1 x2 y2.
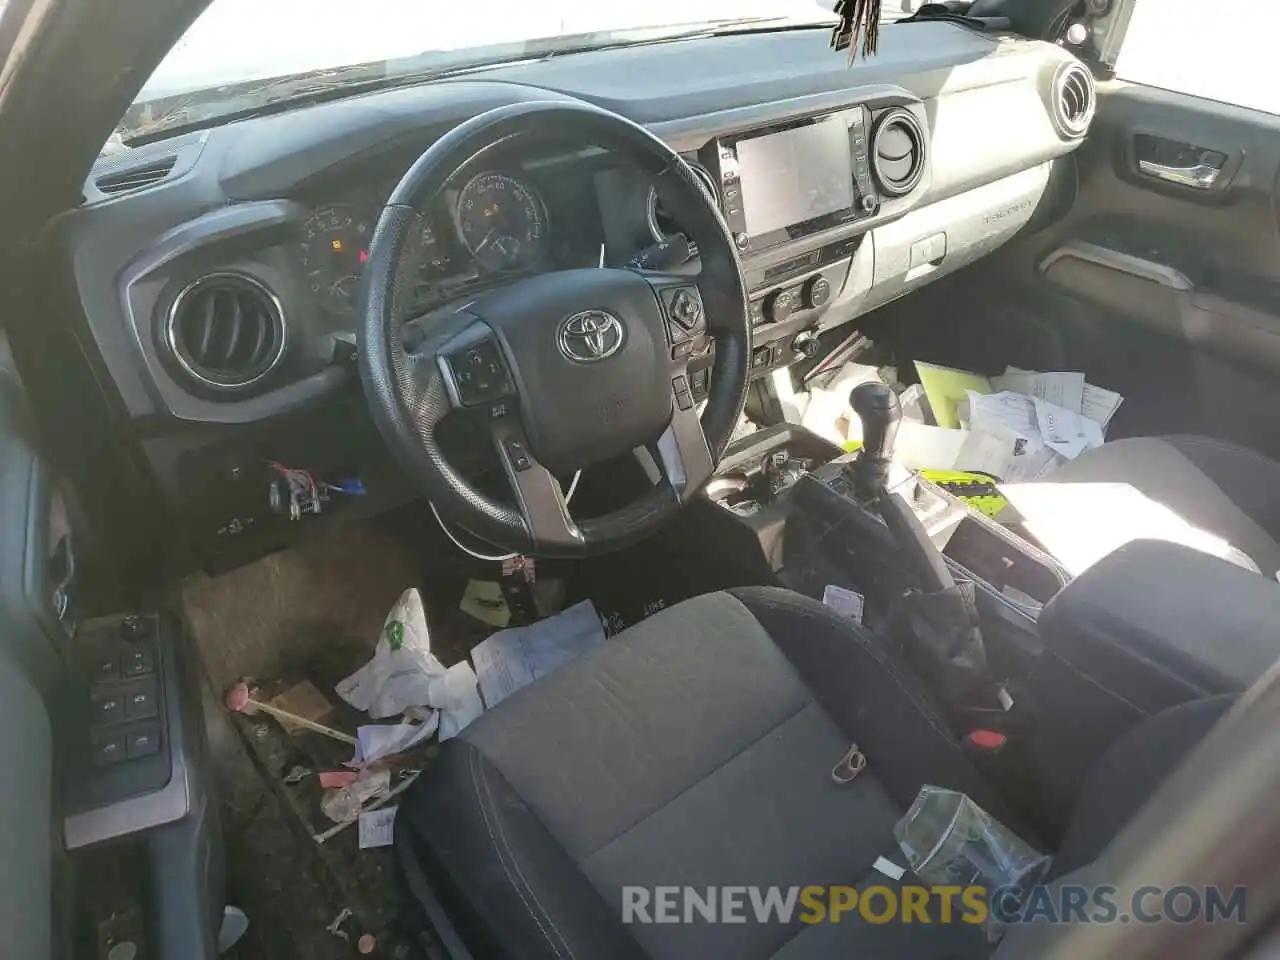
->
336 588 485 748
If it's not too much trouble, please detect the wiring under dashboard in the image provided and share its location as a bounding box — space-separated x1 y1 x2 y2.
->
429 470 582 562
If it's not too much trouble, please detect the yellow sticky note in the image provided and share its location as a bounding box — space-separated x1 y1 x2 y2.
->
914 362 992 429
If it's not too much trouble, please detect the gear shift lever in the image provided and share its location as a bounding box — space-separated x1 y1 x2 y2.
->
841 381 990 705
848 382 903 502
845 381 952 592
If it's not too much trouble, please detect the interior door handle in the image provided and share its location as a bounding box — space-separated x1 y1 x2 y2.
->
1137 159 1221 190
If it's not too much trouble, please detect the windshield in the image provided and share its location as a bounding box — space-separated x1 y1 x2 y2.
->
119 0 920 143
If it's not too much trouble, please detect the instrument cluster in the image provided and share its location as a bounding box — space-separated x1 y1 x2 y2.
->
298 169 552 320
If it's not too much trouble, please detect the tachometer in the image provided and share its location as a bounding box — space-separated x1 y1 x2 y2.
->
300 204 374 311
455 173 547 273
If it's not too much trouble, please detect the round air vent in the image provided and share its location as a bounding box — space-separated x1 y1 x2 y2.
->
165 274 285 390
871 109 927 198
647 162 721 242
1053 61 1096 139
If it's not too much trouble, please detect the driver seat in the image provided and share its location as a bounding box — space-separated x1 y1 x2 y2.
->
393 588 1154 958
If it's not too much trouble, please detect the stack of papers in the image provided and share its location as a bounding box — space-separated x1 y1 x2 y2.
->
903 363 1124 481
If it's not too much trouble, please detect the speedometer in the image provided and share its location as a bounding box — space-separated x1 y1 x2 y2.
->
455 173 547 273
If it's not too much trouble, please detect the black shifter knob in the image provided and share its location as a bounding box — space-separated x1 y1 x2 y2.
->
849 382 902 501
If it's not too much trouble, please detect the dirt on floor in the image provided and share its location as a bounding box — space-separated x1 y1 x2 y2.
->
184 518 442 960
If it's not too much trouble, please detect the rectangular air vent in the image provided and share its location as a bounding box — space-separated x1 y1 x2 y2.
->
94 156 178 194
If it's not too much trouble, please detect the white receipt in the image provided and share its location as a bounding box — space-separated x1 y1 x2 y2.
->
358 807 397 849
872 857 907 881
997 367 1124 431
1082 384 1124 430
822 585 865 624
1033 397 1104 460
471 600 606 709
966 390 1038 437
992 369 1086 415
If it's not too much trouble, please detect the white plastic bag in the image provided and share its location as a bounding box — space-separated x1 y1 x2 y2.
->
336 588 445 719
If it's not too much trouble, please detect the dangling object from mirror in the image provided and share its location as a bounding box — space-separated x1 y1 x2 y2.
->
831 0 883 63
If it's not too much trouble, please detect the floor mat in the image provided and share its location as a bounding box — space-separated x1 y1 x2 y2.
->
183 519 432 959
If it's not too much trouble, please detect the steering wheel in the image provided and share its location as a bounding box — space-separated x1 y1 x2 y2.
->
359 101 751 558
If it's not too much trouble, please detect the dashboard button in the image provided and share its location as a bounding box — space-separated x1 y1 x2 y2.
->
92 654 119 685
764 288 796 323
803 276 832 309
123 644 155 678
127 728 161 760
93 736 127 767
751 347 772 370
91 693 124 727
125 685 158 721
505 439 532 472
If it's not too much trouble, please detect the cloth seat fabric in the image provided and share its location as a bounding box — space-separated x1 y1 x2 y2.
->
396 587 1226 959
397 587 1013 960
1042 434 1280 576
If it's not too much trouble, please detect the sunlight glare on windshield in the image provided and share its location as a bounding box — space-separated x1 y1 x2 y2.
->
140 0 843 101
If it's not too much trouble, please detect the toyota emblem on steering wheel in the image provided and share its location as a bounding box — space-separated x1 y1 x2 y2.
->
557 310 625 363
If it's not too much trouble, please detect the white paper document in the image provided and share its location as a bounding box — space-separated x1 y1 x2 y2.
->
1032 397 1105 460
965 390 1038 438
354 714 439 765
997 367 1124 430
358 807 397 849
992 369 1086 415
1082 384 1124 430
471 600 607 709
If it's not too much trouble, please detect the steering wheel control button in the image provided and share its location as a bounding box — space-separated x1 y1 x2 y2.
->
505 438 532 472
672 375 694 411
557 310 625 363
804 276 832 309
671 340 694 361
447 339 509 406
671 289 702 329
658 285 705 334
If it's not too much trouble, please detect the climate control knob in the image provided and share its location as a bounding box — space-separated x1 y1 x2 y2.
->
791 330 822 361
803 275 832 309
764 288 797 324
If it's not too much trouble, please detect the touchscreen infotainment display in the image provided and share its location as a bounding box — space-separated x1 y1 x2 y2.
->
735 116 854 237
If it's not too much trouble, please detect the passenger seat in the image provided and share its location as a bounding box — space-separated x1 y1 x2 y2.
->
1041 435 1280 576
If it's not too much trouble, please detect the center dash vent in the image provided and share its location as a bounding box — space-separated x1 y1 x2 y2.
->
1053 62 1096 139
165 274 286 391
870 109 927 198
94 156 178 195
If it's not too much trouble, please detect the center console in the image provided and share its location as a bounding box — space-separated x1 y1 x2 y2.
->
689 101 929 382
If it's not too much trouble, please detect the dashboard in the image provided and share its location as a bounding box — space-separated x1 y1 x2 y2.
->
49 21 1094 569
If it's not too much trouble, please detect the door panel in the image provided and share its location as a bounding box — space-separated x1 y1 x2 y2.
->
1016 80 1280 458
0 652 53 958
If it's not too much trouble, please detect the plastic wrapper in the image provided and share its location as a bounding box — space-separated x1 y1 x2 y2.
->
894 785 1050 940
